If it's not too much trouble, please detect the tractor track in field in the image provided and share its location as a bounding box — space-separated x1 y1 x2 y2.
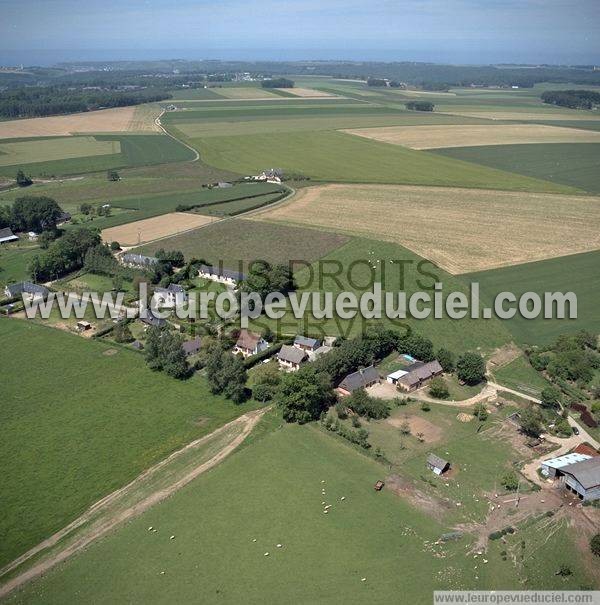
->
0 407 268 600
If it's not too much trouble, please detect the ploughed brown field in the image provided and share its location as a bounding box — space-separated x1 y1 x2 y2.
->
102 212 218 247
343 123 600 150
251 183 600 274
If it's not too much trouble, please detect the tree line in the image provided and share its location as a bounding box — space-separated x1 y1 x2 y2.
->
0 86 171 119
541 89 600 110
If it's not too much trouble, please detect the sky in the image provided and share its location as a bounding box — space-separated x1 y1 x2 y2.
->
0 0 599 66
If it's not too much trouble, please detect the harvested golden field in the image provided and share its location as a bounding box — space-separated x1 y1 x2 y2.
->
439 111 600 121
102 213 218 247
343 124 600 149
252 184 600 273
213 87 277 100
0 106 160 139
282 88 336 97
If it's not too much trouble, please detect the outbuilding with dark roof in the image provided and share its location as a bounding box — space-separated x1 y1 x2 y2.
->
337 366 380 395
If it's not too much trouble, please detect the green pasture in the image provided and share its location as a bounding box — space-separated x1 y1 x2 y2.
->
0 161 238 210
191 130 575 191
65 182 283 230
0 244 40 286
248 236 512 351
434 143 600 193
463 250 600 346
7 417 591 604
0 319 259 568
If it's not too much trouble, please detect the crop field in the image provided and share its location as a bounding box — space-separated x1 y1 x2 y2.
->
0 319 259 568
101 212 218 246
190 130 573 192
170 112 491 138
0 136 120 166
344 124 600 150
169 88 224 100
0 105 160 139
253 183 600 273
7 418 591 604
249 236 512 351
0 133 195 177
437 109 600 121
282 87 336 97
212 87 278 99
137 218 351 269
434 143 600 194
463 249 600 346
162 103 400 123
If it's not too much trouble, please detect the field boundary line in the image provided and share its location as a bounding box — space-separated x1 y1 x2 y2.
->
0 407 268 598
154 109 199 162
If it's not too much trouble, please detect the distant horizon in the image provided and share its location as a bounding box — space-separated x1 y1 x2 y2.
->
0 49 598 70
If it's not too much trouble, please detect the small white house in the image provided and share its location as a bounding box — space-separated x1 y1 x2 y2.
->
28 231 38 241
4 281 49 301
234 329 269 358
152 284 187 308
198 264 245 287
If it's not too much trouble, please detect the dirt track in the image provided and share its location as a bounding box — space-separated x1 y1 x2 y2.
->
0 408 267 599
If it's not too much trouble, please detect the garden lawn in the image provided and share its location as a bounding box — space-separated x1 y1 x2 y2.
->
491 355 551 397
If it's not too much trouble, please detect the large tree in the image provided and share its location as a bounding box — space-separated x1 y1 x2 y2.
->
11 196 63 232
456 352 486 385
205 345 248 403
275 366 335 423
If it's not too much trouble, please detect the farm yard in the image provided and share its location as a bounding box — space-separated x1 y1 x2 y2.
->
344 123 600 149
251 183 600 273
101 212 218 246
4 419 593 604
